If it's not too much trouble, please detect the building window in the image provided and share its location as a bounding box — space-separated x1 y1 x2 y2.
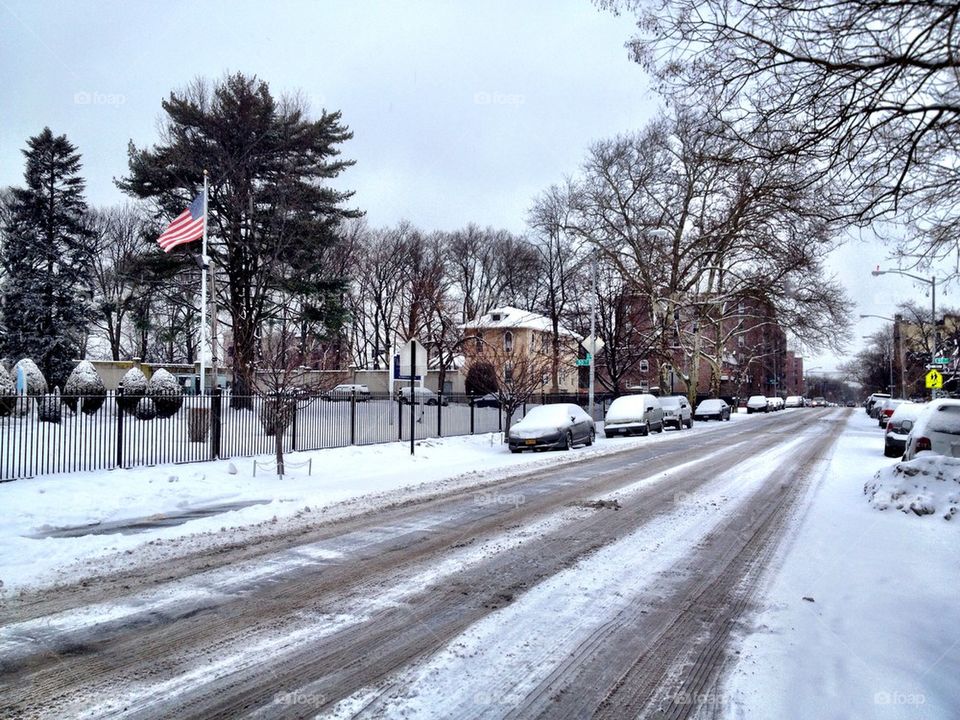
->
504 362 513 383
639 359 649 372
504 331 514 352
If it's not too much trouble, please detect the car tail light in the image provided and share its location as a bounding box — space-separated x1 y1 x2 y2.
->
883 408 894 417
915 437 932 453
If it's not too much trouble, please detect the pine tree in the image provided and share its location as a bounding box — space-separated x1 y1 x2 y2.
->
0 128 94 388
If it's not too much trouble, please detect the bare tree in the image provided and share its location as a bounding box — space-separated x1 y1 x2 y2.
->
603 0 960 267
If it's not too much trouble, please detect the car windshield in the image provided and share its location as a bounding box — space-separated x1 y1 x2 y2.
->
925 405 960 435
660 397 681 408
607 396 652 421
697 400 724 411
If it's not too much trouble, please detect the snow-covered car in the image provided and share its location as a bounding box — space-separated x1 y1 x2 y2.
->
658 395 693 430
746 395 769 414
784 395 804 408
398 386 448 406
877 398 905 428
472 393 500 408
903 398 960 460
603 394 665 437
694 398 730 421
322 383 371 402
865 392 891 416
812 396 828 407
508 403 595 453
884 402 925 458
767 396 784 411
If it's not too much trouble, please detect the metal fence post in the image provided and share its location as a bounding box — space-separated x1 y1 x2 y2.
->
498 404 503 432
398 398 403 441
291 395 299 452
437 394 443 437
350 390 357 445
115 387 124 469
210 388 222 459
470 398 475 435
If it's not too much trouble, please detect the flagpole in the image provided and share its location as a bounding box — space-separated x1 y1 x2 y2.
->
200 170 208 396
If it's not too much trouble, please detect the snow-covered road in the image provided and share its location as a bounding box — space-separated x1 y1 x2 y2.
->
1 407 956 719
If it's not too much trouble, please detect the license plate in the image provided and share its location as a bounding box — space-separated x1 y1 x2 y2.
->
525 439 537 445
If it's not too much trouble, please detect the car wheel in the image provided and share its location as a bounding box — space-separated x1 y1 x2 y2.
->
510 447 522 454
586 429 595 446
686 417 693 428
642 421 650 436
605 432 613 439
883 446 899 458
563 430 573 450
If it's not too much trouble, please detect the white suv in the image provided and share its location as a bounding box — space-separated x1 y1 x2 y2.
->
658 395 693 430
903 399 960 460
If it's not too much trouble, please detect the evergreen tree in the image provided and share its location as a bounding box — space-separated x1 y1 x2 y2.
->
0 128 94 387
119 73 360 408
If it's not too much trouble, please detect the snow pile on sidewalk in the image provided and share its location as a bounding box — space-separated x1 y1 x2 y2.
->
865 455 960 519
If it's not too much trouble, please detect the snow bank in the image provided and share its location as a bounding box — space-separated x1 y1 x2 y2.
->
865 455 960 520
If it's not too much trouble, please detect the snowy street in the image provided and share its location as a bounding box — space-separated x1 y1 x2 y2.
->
3 407 954 718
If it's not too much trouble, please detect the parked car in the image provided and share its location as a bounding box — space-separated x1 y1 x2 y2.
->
398 386 448 406
322 383 371 402
767 396 785 411
508 403 595 453
694 398 731 421
604 394 665 437
784 395 804 408
884 402 925 458
746 395 769 414
473 393 500 408
903 398 960 460
659 395 693 430
865 392 891 417
812 396 828 407
877 398 906 428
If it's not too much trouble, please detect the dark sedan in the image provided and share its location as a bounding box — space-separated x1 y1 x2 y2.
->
694 398 731 421
508 403 595 453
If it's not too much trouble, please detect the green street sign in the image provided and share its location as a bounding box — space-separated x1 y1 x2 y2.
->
575 355 592 367
934 357 951 365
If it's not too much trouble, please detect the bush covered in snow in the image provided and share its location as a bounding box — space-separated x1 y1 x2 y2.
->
147 368 183 418
13 358 47 395
0 364 15 417
37 388 62 424
117 367 148 414
865 456 960 520
62 360 106 415
134 396 157 421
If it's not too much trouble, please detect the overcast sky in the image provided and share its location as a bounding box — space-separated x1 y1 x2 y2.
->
2 0 952 376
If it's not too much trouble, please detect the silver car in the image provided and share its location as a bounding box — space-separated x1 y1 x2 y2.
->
604 394 665 437
659 395 693 430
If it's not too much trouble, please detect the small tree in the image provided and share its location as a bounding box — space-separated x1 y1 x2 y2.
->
465 360 498 396
0 365 15 416
117 366 148 414
148 368 183 419
255 324 346 476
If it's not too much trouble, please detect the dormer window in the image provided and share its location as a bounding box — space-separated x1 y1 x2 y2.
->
491 313 502 321
504 331 514 352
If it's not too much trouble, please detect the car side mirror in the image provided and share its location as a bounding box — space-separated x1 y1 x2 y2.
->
570 416 577 423
901 420 913 432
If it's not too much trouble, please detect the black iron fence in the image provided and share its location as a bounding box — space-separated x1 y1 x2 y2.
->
0 390 615 481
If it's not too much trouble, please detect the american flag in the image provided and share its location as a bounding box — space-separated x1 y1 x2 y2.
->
156 193 205 252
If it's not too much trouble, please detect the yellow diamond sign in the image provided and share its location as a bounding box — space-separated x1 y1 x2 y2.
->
926 368 943 389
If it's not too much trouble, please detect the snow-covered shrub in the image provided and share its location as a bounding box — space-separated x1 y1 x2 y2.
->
134 396 157 421
62 360 106 415
37 387 62 424
13 358 47 395
148 368 183 419
0 364 15 417
117 367 148 414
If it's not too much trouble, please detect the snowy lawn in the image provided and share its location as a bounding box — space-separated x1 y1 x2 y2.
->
722 410 960 718
0 411 763 595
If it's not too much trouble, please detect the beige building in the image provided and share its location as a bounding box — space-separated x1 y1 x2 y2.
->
460 306 581 393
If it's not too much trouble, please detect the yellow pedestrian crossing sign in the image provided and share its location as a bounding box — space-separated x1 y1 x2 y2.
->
926 368 943 389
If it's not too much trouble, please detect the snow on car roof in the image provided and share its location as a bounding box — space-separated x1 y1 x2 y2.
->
696 399 726 410
513 403 586 429
911 399 960 438
606 395 657 422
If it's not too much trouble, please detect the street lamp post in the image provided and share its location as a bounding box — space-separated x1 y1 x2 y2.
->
588 249 598 420
871 269 937 367
859 314 900 396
